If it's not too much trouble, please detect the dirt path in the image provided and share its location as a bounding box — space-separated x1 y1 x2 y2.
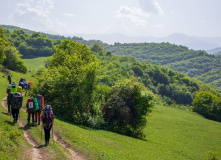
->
2 97 88 160
1 97 47 160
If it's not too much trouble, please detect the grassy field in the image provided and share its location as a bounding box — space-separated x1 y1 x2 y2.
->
1 57 221 159
22 57 49 71
53 105 221 160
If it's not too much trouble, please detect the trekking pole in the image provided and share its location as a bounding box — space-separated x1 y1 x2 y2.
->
52 125 54 148
39 124 43 144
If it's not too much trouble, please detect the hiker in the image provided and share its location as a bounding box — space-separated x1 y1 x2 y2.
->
41 105 54 145
6 85 11 94
26 97 36 125
7 75 12 84
35 94 44 125
11 82 16 93
7 92 13 114
11 92 23 123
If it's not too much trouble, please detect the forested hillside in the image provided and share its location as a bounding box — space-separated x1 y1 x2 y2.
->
104 43 221 90
1 25 220 91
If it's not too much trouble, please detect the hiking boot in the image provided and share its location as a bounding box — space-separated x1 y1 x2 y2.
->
32 123 35 126
38 119 40 125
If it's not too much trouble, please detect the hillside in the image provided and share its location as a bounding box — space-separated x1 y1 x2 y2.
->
1 25 221 91
104 43 221 90
1 67 221 159
1 24 221 159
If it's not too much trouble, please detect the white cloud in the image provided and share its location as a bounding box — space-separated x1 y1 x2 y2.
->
138 0 164 15
10 0 59 32
116 6 150 27
154 24 164 29
62 13 75 17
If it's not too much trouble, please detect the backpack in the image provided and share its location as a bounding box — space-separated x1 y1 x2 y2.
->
12 92 23 109
36 94 44 111
7 92 14 102
7 86 11 94
42 105 53 128
27 98 35 113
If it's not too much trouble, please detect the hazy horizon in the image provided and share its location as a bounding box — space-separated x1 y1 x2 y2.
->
0 0 221 38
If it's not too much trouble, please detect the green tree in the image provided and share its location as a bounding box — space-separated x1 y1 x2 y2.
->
0 28 10 63
193 91 221 121
2 46 27 73
34 40 99 123
90 43 104 53
102 82 154 138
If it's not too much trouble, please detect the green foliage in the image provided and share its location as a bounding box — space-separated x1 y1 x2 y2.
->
90 43 104 53
132 64 144 76
193 90 221 121
33 40 99 124
0 27 27 73
0 28 10 63
3 46 27 73
102 81 154 138
102 42 221 89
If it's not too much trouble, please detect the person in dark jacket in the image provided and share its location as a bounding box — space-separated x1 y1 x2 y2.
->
8 75 12 84
41 105 54 146
7 92 13 114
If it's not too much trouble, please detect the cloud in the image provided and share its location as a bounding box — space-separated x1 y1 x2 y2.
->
154 24 164 29
10 0 59 32
138 0 164 15
62 13 75 17
116 6 150 27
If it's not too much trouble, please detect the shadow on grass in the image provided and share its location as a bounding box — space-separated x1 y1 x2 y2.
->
18 123 37 131
4 120 16 126
36 144 47 148
1 111 10 116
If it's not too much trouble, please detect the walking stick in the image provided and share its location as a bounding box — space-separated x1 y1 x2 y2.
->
52 124 54 148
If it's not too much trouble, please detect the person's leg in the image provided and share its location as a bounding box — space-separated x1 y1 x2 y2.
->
38 111 41 125
12 109 16 122
47 127 52 144
32 113 34 123
44 127 50 145
35 112 37 123
15 109 19 122
8 102 11 113
27 112 31 124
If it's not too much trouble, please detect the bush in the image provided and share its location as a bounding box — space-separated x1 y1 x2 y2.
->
102 82 154 138
193 91 221 121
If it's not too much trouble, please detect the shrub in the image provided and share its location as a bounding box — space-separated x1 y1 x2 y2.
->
193 91 221 121
102 82 154 138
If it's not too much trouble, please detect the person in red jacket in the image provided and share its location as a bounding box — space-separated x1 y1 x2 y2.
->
26 97 36 126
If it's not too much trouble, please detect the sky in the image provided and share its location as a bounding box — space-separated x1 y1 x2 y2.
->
0 0 221 38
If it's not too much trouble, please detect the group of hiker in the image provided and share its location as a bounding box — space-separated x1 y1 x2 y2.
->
6 77 54 146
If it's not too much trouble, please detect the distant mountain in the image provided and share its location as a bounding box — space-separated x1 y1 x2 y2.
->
68 33 221 51
2 24 221 51
206 47 221 54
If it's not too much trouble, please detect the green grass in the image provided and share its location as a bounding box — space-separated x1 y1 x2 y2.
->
22 57 49 71
53 105 221 160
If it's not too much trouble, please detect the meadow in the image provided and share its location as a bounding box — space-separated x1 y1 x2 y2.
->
0 57 221 159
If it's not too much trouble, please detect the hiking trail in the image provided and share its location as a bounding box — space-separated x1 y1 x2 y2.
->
2 97 87 160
